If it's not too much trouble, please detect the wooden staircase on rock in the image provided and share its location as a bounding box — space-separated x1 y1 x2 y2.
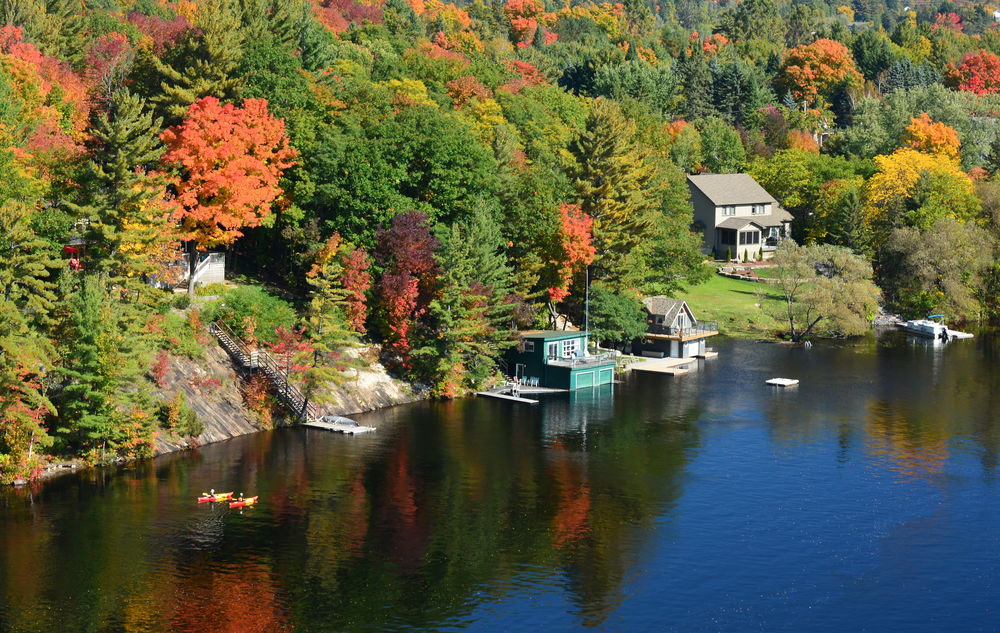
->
209 321 320 424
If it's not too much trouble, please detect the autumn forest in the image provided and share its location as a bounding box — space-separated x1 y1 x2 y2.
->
4 0 1000 482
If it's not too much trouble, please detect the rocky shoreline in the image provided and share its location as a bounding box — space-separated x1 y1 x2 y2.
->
18 342 424 487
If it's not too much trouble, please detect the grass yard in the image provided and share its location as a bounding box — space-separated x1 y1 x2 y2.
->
678 273 787 339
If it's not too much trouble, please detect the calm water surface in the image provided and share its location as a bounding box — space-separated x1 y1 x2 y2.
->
2 334 1000 632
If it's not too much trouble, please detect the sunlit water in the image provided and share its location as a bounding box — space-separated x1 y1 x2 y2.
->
2 333 1000 632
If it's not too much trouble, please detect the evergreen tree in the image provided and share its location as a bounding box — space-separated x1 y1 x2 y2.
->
0 299 56 482
150 0 245 122
679 46 713 120
303 234 365 401
570 99 664 290
55 276 153 462
73 90 172 282
0 201 60 328
852 29 895 83
415 208 515 397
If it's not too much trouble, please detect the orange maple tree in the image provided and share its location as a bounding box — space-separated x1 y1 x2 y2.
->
160 97 298 249
780 38 863 103
903 113 961 159
548 203 596 303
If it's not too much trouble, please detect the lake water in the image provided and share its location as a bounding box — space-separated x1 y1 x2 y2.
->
2 333 1000 633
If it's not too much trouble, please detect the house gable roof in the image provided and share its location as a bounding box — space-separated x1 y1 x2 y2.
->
641 297 695 325
687 173 778 206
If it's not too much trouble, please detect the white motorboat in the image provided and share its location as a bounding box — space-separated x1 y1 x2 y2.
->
900 315 973 341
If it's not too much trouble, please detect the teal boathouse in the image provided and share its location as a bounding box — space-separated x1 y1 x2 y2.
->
506 330 616 390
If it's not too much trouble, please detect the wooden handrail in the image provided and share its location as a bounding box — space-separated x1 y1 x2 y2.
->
209 321 320 423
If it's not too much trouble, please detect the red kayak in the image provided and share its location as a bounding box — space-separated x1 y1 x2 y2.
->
197 492 233 503
229 496 258 508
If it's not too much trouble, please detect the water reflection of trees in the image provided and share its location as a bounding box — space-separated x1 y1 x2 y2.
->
0 385 704 632
752 332 1000 482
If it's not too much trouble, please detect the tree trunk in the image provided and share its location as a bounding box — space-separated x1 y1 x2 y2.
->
792 315 823 342
188 241 197 299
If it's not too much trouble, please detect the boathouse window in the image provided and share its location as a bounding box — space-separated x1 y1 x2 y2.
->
523 341 535 352
547 342 559 359
562 338 579 358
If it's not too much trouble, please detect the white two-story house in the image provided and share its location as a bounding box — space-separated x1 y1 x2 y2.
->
687 173 793 261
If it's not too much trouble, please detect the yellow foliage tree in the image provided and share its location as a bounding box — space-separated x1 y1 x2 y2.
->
863 148 976 246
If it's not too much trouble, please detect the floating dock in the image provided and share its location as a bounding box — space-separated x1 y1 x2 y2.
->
630 356 697 376
476 390 539 404
303 419 376 434
766 378 799 387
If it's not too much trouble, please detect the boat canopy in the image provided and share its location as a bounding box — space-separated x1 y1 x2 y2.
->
927 314 945 319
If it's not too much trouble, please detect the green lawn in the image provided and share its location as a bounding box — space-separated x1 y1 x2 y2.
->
677 274 786 339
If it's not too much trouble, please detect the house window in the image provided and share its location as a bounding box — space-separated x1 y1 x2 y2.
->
561 338 579 358
721 205 736 216
739 231 760 245
719 229 736 245
752 204 765 215
523 340 535 352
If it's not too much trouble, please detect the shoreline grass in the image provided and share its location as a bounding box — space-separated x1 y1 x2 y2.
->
677 274 786 339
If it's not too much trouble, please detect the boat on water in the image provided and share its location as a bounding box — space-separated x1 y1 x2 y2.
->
197 491 234 503
899 315 973 341
229 496 258 508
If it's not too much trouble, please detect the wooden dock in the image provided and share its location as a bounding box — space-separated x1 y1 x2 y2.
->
695 351 718 359
303 419 376 434
630 356 697 376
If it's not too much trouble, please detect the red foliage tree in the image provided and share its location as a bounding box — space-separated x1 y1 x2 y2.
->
127 12 193 54
84 33 134 103
503 0 545 45
267 327 314 376
375 211 440 369
949 49 1000 96
160 97 298 249
341 245 372 333
548 203 595 302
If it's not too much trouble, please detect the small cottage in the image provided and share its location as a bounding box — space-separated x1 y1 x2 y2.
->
505 330 615 390
631 297 718 358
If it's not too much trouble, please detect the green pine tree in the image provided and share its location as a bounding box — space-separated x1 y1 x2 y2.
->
569 98 664 291
151 0 245 122
0 201 60 328
56 276 154 462
72 90 172 282
415 208 515 397
303 237 365 402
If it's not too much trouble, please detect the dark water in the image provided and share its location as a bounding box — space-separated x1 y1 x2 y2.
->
3 333 1000 633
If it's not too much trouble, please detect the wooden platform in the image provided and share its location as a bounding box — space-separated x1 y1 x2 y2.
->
695 351 719 359
476 391 539 404
766 378 799 387
630 356 696 376
303 420 376 434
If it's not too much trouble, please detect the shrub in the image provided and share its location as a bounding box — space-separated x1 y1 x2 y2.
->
196 282 227 296
172 294 191 310
726 247 733 261
202 286 296 344
158 391 204 438
150 350 170 387
158 312 206 358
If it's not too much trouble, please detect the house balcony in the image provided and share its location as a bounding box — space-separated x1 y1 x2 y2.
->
645 321 719 341
546 352 616 369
